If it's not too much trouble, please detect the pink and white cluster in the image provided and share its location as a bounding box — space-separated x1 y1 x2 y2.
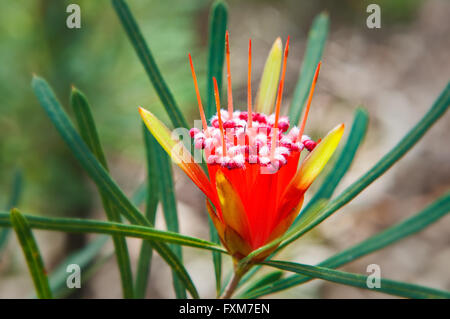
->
189 110 317 169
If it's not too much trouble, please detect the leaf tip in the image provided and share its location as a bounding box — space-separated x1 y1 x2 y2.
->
274 37 282 49
138 106 148 117
212 0 228 11
31 74 41 86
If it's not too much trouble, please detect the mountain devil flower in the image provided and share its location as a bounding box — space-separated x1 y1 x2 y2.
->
139 33 344 263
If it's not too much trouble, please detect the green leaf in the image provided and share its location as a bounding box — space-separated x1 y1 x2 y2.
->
155 138 186 298
205 0 227 294
70 88 109 168
0 212 228 254
71 87 134 299
10 209 52 299
289 12 329 125
134 126 160 298
281 82 450 248
244 193 450 298
31 75 199 298
209 218 222 297
263 260 450 299
111 0 188 129
206 0 228 119
47 236 109 298
0 170 23 254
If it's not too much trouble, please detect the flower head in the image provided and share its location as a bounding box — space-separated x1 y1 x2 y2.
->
140 33 344 262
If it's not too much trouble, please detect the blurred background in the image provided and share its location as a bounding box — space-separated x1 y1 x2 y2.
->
0 0 449 298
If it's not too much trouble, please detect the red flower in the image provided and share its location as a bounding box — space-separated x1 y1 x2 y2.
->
139 33 344 261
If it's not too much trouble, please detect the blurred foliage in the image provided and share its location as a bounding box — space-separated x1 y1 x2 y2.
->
0 0 209 216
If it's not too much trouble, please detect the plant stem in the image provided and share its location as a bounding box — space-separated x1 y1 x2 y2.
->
220 261 253 299
221 271 243 299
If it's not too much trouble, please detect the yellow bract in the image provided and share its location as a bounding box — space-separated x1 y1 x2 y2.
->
294 123 345 191
139 107 215 201
215 170 250 241
255 38 283 114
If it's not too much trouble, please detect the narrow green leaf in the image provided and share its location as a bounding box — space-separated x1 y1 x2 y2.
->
263 260 450 299
206 0 228 119
255 38 282 114
31 75 199 298
47 236 109 298
0 212 228 254
70 88 109 167
71 87 134 299
111 0 188 129
134 127 160 298
0 170 23 254
155 139 186 298
205 0 228 292
289 12 329 124
245 193 450 298
10 209 52 299
209 218 222 297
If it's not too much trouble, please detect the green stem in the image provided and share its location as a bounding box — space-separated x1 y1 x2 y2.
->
221 272 242 299
220 262 251 299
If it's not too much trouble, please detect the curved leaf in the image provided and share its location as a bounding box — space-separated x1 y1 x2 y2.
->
135 126 160 298
71 87 134 298
245 193 450 298
10 209 52 299
155 142 186 298
111 0 188 129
